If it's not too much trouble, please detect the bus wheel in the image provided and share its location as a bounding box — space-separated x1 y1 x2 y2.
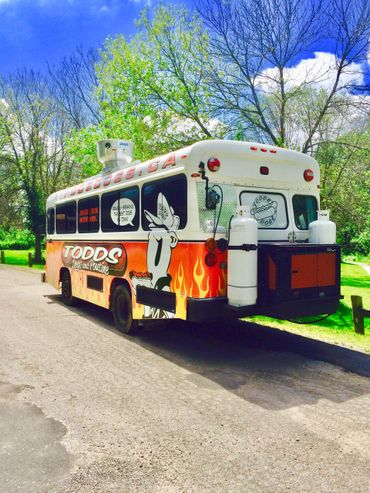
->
61 271 77 306
112 285 137 334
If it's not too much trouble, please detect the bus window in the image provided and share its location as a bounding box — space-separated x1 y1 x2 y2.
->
56 201 76 234
240 191 288 229
293 195 318 230
142 175 187 231
101 186 139 232
197 183 237 233
78 196 100 233
47 208 55 235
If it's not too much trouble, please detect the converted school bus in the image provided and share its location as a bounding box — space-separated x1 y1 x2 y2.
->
45 139 341 333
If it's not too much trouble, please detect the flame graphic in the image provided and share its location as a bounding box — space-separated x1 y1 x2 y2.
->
217 271 227 296
193 257 210 298
173 261 187 319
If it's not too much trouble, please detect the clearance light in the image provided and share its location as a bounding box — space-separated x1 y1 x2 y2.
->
270 149 277 154
260 148 267 152
207 157 220 172
250 146 258 151
205 252 217 267
304 169 314 182
260 166 269 175
205 238 216 252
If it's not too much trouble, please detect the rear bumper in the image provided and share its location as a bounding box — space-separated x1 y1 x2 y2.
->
186 295 342 323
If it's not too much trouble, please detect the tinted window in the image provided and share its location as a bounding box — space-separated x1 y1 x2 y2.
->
293 195 318 230
240 191 288 229
101 186 139 232
78 196 99 233
142 174 187 231
47 208 55 235
56 201 76 234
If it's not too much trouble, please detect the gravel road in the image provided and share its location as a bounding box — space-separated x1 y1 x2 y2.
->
0 265 369 493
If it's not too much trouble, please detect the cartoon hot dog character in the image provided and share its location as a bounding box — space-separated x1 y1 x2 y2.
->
250 195 278 227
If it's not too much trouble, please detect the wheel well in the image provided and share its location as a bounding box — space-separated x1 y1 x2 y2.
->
59 267 70 285
109 278 132 309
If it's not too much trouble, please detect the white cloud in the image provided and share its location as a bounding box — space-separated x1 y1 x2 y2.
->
256 52 364 94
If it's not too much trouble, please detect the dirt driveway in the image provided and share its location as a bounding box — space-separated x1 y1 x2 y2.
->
0 265 369 492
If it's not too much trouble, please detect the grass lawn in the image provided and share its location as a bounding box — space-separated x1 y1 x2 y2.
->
245 262 370 353
0 249 46 270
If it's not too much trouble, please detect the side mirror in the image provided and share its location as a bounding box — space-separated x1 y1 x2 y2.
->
199 161 220 210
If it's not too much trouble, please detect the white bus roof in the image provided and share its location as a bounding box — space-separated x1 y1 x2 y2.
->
47 140 319 207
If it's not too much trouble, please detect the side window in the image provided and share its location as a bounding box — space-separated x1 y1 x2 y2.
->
293 195 318 230
142 174 187 231
47 208 55 235
78 196 100 233
240 191 288 229
56 201 76 234
101 186 139 232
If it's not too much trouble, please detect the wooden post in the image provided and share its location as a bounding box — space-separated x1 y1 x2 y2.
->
28 252 33 267
0 251 4 264
351 295 365 335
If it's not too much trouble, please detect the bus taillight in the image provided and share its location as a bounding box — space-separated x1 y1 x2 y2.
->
304 169 314 182
207 157 220 172
205 252 217 267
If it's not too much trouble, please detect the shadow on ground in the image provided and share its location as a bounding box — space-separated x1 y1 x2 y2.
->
46 294 370 411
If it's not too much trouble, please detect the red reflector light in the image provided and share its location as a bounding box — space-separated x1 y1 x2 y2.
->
270 149 277 154
205 238 216 252
207 157 220 172
191 173 200 178
304 169 314 182
260 148 267 152
250 146 258 151
205 252 217 267
260 166 269 175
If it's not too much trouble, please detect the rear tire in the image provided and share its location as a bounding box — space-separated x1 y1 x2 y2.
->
61 270 77 306
112 285 138 334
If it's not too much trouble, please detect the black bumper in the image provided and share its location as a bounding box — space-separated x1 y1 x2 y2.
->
186 295 342 323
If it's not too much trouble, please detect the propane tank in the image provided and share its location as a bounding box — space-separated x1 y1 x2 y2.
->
227 206 258 307
308 210 336 244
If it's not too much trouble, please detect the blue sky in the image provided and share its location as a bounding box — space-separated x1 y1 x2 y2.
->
0 0 368 91
0 0 178 74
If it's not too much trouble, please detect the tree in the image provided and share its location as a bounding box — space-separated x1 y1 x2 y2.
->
48 46 101 129
317 129 370 252
0 70 79 262
68 4 226 168
199 0 370 151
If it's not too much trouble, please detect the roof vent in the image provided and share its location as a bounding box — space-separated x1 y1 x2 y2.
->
97 139 134 173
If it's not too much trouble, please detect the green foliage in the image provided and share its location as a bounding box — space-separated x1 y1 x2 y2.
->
0 228 35 250
317 130 370 253
67 4 226 165
350 230 370 256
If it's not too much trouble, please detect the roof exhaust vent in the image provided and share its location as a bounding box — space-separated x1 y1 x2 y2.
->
97 139 134 173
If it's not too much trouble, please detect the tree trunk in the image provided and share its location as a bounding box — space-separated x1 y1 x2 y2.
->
34 230 43 264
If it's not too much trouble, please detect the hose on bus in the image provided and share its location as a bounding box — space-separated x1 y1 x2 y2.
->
211 184 224 243
286 313 332 324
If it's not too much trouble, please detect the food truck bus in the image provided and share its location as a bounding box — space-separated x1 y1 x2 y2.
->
45 139 341 333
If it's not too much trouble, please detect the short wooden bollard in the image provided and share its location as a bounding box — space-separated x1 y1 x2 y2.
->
0 251 4 263
28 252 33 267
351 295 369 335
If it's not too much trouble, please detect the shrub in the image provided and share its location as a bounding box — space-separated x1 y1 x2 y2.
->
350 230 370 256
0 228 36 250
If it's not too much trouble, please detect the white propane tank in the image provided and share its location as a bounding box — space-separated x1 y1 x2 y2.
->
308 210 336 244
227 206 258 307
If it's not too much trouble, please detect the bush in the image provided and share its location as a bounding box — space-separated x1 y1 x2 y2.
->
350 230 370 256
0 228 36 250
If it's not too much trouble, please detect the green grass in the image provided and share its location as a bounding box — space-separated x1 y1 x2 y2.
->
245 262 370 353
0 249 46 270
